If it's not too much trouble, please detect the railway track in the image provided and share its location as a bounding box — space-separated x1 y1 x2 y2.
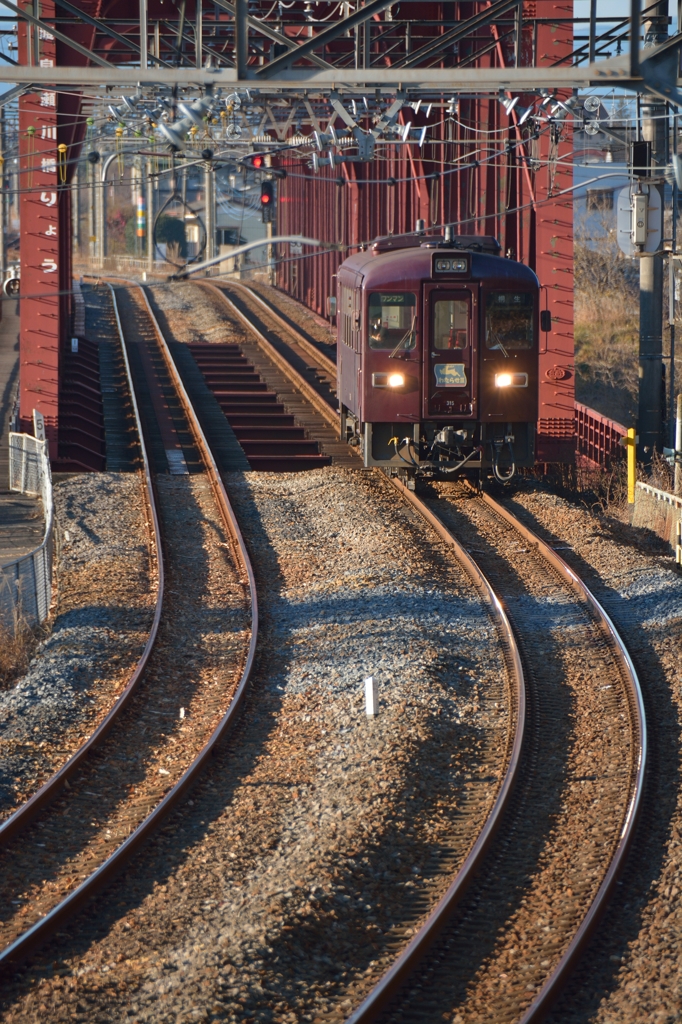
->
181 279 646 1023
0 288 162 843
189 279 352 466
0 283 257 971
1 277 645 1022
140 278 646 1022
345 483 645 1024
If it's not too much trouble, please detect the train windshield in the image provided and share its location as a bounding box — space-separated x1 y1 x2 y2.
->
368 292 417 350
485 292 534 353
433 299 468 349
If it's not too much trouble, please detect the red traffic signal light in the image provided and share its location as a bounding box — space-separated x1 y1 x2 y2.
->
251 154 264 169
260 181 274 222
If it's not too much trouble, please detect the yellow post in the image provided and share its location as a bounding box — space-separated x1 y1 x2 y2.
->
627 427 636 504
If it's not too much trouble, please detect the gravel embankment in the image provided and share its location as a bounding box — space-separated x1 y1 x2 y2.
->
0 473 154 820
0 473 249 954
499 488 682 1024
2 467 512 1024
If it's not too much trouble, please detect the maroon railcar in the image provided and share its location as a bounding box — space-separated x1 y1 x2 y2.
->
337 234 544 482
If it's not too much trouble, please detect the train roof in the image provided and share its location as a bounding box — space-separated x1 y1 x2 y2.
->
338 237 539 290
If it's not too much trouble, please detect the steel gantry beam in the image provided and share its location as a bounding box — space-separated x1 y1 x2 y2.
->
0 55 639 89
211 0 334 71
50 0 173 68
0 2 672 95
5 0 112 67
254 0 398 78
393 0 524 69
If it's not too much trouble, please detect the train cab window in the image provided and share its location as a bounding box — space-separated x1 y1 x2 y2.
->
368 292 416 350
433 300 468 350
485 292 534 352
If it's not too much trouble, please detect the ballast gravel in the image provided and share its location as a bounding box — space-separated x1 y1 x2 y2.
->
0 473 249 955
0 472 154 821
246 281 337 353
2 466 513 1024
500 488 682 1024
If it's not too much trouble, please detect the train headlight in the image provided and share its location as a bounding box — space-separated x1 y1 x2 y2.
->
494 372 529 388
388 373 405 388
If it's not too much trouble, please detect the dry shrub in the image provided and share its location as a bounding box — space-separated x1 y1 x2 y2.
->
574 227 640 410
0 618 41 691
646 447 674 492
528 457 629 514
165 241 184 269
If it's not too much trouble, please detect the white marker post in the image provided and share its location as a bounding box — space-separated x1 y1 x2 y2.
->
365 676 378 717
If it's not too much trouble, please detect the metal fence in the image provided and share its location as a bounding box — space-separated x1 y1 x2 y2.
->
632 481 682 561
0 433 54 632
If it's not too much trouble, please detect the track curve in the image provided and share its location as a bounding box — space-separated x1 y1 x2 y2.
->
0 284 164 847
346 484 646 1024
48 277 646 1023
0 282 259 971
157 281 646 1024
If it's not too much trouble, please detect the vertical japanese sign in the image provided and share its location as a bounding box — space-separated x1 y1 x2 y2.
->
533 1 576 463
18 0 61 459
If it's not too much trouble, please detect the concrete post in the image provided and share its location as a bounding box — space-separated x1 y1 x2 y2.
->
267 220 275 286
195 0 202 68
671 389 675 493
96 172 105 268
139 0 148 70
638 2 669 460
146 157 154 273
88 159 96 266
639 247 664 455
204 161 215 268
71 162 79 257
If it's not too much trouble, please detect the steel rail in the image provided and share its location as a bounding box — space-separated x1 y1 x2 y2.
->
346 486 647 1024
0 284 165 848
480 491 647 1024
0 283 259 971
210 279 338 379
195 279 340 431
345 475 527 1024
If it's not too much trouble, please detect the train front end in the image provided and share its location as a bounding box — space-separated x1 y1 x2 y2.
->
337 236 540 483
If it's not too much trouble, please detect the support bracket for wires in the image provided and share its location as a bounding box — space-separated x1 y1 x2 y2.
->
638 32 682 107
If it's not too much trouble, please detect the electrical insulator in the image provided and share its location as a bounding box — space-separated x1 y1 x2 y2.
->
260 180 274 223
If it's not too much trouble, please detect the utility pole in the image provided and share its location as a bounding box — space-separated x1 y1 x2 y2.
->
71 161 80 257
96 165 105 268
146 156 154 273
88 157 97 266
195 0 202 68
638 0 669 459
204 159 215 268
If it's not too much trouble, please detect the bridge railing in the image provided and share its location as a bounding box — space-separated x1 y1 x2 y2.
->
575 402 627 469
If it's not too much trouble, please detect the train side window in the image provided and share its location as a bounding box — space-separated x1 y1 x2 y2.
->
368 292 416 350
433 300 468 350
485 292 534 352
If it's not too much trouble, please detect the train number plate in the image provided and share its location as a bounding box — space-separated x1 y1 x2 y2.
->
434 363 467 387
